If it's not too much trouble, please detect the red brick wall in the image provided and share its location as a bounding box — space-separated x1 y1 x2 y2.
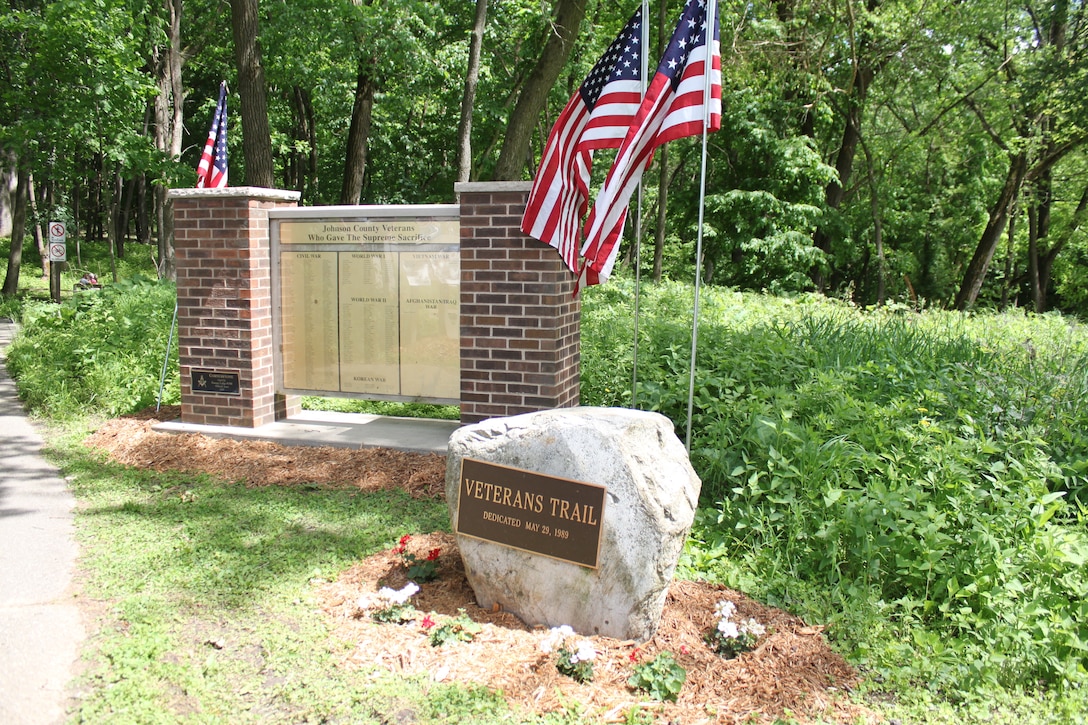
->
169 188 301 427
169 184 580 429
456 182 581 424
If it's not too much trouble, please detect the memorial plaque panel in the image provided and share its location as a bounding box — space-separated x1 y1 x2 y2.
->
272 210 459 403
280 251 340 390
455 458 606 569
339 252 400 394
400 251 460 399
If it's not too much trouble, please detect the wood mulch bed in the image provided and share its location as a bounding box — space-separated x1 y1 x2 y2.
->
85 408 876 724
84 405 446 498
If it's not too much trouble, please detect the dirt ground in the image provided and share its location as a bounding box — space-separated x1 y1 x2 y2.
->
85 408 876 724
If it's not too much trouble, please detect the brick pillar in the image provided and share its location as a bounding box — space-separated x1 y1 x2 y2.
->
167 187 302 427
456 181 580 425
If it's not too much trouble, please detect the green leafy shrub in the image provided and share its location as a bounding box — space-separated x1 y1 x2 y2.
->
427 609 481 646
627 651 686 702
6 275 178 418
582 281 1088 691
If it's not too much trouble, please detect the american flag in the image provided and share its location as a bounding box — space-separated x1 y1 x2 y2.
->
196 82 228 189
520 7 644 273
579 0 721 288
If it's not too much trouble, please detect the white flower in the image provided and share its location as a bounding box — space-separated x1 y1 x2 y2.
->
377 582 419 605
717 620 740 639
741 618 765 637
571 640 596 664
714 600 737 620
540 625 577 654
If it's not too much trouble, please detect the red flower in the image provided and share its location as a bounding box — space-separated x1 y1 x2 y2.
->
426 548 441 561
399 534 411 546
420 614 437 630
628 647 641 662
680 645 690 655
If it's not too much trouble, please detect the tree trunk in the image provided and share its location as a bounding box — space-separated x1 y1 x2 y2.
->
954 0 1077 310
91 154 104 242
151 0 184 280
809 0 885 291
1027 203 1042 312
104 169 120 282
860 137 886 304
811 65 875 290
117 176 137 259
648 146 665 283
230 0 275 187
953 153 1028 310
0 149 15 238
288 86 317 200
73 178 83 267
136 173 150 247
340 61 376 205
1001 207 1016 310
653 145 668 283
456 0 488 183
2 161 29 298
1031 182 1088 313
27 174 47 278
492 0 588 180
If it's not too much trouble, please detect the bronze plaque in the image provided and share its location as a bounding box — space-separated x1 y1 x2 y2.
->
191 369 241 396
455 458 606 569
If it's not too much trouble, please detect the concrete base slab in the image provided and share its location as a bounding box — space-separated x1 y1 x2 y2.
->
155 410 459 455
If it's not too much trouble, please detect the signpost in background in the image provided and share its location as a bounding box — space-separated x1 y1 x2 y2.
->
48 221 67 303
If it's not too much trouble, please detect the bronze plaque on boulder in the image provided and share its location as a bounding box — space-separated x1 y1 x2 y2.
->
190 369 241 396
455 458 606 568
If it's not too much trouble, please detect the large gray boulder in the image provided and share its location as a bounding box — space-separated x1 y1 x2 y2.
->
445 407 701 641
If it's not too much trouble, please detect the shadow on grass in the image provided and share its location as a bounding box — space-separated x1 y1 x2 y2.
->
58 445 450 606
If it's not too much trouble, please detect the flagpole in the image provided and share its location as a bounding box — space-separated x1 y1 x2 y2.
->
156 301 178 412
685 0 717 452
631 0 650 408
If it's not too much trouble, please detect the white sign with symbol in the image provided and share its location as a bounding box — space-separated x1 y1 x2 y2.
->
48 221 67 262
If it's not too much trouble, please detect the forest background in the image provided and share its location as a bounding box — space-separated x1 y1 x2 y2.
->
1 0 1086 314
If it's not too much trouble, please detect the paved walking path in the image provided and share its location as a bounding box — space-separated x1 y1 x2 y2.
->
0 319 84 725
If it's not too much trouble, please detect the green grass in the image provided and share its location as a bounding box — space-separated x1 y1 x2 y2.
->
49 426 535 724
302 396 460 421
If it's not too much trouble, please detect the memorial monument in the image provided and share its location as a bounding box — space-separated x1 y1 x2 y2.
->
446 407 702 641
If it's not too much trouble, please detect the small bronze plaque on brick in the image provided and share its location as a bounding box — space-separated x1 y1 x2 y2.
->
191 369 241 396
455 458 606 569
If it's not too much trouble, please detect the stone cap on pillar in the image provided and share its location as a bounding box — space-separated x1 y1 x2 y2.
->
454 181 533 193
167 187 302 203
